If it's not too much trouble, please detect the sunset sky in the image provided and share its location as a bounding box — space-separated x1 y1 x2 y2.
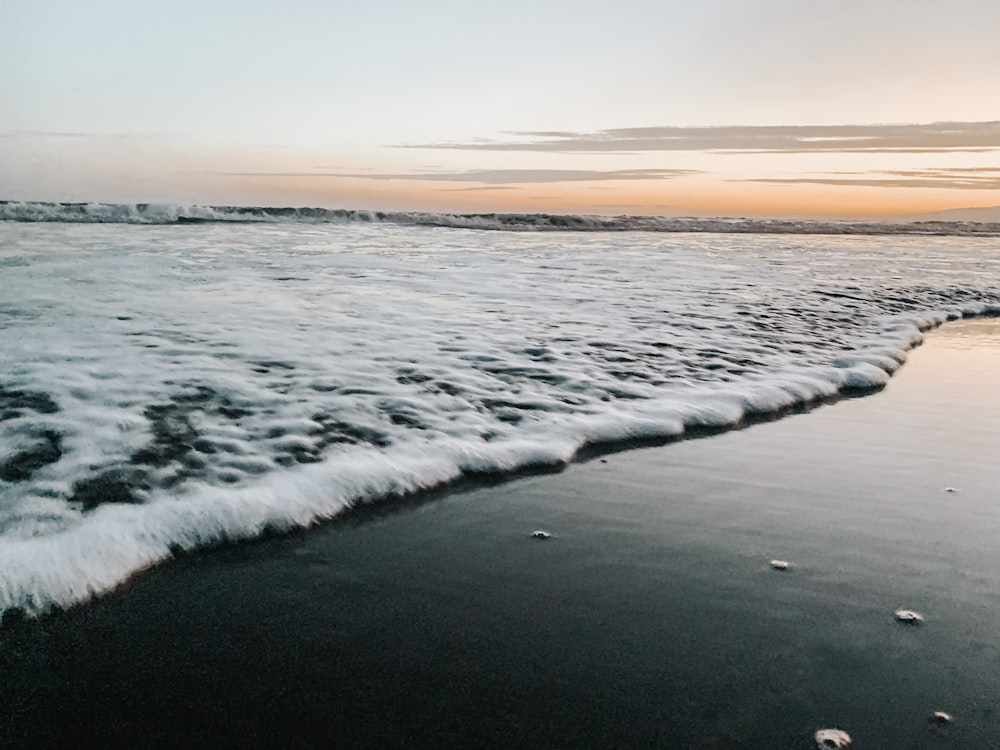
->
3 0 1000 218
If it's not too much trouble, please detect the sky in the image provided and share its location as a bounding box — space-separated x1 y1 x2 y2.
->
2 0 1000 219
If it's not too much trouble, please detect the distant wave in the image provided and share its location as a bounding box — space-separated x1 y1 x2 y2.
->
3 200 999 236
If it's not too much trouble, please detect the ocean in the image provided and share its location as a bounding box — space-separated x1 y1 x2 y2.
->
1 203 999 622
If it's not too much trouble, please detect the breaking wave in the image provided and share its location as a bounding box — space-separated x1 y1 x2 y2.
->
2 200 999 236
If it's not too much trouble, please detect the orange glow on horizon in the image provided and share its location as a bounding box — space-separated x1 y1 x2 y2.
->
220 174 1000 220
8 134 997 221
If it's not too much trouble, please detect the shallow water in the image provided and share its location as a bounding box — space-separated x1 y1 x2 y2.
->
1 319 997 749
1 222 999 617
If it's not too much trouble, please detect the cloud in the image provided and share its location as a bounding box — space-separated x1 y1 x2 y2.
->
0 131 91 138
396 121 1000 155
222 168 699 184
440 186 522 192
0 131 182 139
741 167 1000 190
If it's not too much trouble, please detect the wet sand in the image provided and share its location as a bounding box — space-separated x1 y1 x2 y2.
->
2 319 999 749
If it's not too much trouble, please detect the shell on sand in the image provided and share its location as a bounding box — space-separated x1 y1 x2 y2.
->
770 559 790 570
894 609 924 624
931 710 953 726
815 728 852 748
531 530 552 540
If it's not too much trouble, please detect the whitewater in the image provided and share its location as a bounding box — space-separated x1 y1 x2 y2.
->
3 199 1000 236
1 215 999 619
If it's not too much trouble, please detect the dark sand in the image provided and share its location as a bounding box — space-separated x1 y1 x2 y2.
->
3 319 999 749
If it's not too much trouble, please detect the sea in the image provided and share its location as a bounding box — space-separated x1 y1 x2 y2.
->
1 201 999 621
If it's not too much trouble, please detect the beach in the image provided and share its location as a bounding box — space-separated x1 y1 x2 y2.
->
6 0 1000 745
2 318 997 748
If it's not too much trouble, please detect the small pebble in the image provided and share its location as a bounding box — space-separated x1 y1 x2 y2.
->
894 609 924 624
531 530 552 540
930 711 952 727
944 487 959 493
815 728 852 748
770 559 791 571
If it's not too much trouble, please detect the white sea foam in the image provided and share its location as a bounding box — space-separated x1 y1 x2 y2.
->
0 222 998 618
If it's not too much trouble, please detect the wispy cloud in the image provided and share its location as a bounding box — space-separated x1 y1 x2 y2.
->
0 131 92 138
223 168 699 183
395 121 1000 155
742 167 1000 190
0 130 182 139
440 185 521 192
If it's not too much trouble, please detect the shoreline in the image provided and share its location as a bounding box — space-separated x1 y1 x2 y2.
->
3 312 997 624
2 318 999 748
